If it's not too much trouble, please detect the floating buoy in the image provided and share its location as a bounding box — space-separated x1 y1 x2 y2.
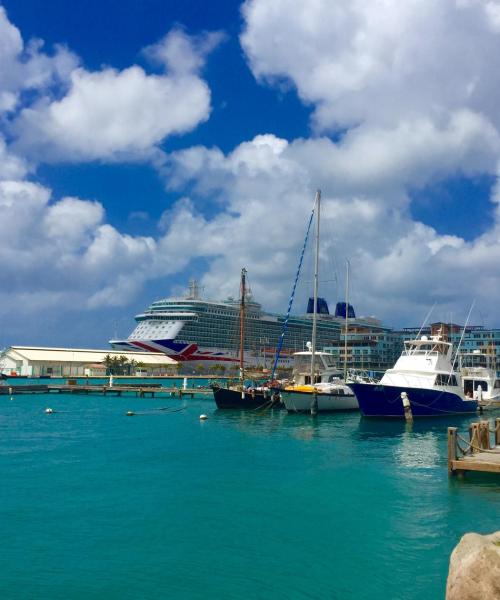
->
126 411 135 416
45 408 54 414
199 414 208 420
10 396 14 401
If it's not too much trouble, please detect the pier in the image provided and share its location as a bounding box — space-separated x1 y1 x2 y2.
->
0 383 213 398
448 418 500 475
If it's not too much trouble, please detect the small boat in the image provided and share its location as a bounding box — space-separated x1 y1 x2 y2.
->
349 334 478 417
280 191 358 414
212 268 281 410
460 350 500 408
281 346 358 412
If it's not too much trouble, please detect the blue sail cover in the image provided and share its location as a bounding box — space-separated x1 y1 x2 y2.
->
307 297 330 315
334 302 356 318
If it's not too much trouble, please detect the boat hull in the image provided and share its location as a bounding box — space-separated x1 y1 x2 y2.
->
281 389 358 412
349 383 478 418
212 386 281 410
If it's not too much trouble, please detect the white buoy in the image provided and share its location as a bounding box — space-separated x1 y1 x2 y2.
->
199 414 208 420
126 410 135 416
45 407 54 414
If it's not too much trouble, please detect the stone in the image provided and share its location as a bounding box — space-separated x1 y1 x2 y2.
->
446 531 500 599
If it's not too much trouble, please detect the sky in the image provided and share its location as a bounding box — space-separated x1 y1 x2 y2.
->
1 0 500 348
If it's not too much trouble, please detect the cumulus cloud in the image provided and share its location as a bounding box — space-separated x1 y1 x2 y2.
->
13 65 211 161
0 6 78 115
241 0 500 129
158 132 500 325
0 9 215 162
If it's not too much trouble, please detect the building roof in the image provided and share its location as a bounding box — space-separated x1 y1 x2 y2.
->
2 346 177 365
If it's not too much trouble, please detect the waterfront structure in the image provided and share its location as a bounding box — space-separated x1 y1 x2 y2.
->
0 347 177 377
323 321 402 375
110 279 381 370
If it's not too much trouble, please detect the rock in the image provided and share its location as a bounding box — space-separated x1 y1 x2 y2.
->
446 531 500 599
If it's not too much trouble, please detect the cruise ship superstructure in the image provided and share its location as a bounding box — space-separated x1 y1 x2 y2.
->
110 280 381 369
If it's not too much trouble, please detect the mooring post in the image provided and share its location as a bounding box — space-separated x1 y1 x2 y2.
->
401 391 413 421
310 390 318 416
469 422 480 453
448 427 458 475
480 421 490 450
496 418 500 447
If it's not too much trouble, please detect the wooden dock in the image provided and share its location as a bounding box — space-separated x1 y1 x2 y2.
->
448 418 500 475
0 383 213 398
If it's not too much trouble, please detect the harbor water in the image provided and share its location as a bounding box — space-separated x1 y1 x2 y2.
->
1 390 499 599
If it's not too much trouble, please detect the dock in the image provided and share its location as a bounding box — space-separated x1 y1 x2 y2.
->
0 383 214 398
448 418 500 475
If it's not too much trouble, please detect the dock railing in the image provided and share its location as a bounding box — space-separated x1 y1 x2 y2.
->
448 418 500 475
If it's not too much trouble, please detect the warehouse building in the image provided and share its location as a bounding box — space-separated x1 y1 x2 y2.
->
0 347 177 377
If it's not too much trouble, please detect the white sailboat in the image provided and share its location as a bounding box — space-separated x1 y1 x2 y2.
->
281 190 358 414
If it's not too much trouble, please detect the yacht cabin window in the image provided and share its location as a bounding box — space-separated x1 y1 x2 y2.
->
435 374 458 386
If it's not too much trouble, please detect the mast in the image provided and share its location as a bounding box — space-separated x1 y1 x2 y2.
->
310 190 321 414
239 268 247 383
343 259 350 381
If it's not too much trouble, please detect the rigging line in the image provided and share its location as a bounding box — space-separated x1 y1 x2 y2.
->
271 201 316 380
449 299 475 381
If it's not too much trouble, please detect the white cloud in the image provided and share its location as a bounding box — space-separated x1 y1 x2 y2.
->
144 27 226 75
0 9 215 162
0 6 78 115
159 133 500 326
13 65 211 161
241 0 500 131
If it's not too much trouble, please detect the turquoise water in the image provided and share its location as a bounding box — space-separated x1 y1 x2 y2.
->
1 393 499 599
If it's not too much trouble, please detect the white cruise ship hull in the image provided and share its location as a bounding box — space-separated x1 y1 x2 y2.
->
282 389 359 412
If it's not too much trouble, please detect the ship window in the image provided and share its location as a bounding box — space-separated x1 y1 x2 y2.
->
474 380 488 391
436 374 457 386
495 380 500 389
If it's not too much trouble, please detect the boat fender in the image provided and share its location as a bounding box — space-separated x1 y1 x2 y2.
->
400 392 413 422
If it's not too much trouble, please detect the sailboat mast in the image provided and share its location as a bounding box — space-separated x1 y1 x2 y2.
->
343 259 349 381
239 267 247 381
310 190 321 385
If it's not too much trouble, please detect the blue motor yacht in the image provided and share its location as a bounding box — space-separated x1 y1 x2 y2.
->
349 334 478 417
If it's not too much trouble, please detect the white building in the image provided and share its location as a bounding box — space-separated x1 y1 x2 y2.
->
0 346 178 377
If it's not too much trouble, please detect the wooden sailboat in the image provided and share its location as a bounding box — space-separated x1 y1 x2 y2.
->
212 268 281 409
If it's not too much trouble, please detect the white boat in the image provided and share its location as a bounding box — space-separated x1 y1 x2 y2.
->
281 190 358 414
460 350 500 408
281 346 358 412
350 334 478 417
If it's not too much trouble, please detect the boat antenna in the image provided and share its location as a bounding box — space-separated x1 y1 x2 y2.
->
310 190 321 415
343 259 350 381
449 299 475 380
270 195 316 380
239 267 247 386
415 302 436 340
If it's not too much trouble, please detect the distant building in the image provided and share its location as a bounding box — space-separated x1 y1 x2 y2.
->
0 347 178 377
323 321 402 375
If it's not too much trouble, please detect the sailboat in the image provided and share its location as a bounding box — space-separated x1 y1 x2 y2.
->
281 190 358 414
212 268 281 409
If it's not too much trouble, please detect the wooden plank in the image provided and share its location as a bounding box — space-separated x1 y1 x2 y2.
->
451 460 500 473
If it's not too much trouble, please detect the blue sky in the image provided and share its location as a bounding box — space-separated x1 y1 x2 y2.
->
1 0 500 349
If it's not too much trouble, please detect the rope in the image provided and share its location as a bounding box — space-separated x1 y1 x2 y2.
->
271 203 315 380
456 432 500 455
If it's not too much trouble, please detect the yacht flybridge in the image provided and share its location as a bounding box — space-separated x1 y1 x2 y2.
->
349 334 478 417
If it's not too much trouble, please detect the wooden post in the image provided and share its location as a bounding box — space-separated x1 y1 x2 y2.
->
496 418 500 447
480 421 490 450
469 422 480 453
448 427 458 475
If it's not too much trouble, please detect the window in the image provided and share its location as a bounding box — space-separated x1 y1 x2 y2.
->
436 374 457 386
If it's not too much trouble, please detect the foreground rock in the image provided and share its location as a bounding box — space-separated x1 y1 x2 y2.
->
446 531 500 599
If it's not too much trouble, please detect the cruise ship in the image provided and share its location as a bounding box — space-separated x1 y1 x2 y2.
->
109 280 381 370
